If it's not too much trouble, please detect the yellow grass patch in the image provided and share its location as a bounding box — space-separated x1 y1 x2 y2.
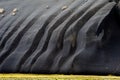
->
0 74 120 80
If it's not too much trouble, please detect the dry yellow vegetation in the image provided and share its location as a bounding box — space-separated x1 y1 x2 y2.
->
0 74 120 80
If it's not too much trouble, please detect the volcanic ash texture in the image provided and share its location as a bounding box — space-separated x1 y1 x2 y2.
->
0 0 120 74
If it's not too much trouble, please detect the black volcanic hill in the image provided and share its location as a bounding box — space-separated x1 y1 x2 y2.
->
0 0 120 75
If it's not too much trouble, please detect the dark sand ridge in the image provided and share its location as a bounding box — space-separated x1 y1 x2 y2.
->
0 0 119 75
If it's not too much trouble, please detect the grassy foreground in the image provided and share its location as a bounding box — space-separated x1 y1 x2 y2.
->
0 74 120 80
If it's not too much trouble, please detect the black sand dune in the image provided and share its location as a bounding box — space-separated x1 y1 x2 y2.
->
0 0 120 75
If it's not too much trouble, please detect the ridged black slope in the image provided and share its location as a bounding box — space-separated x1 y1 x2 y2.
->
0 0 120 75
